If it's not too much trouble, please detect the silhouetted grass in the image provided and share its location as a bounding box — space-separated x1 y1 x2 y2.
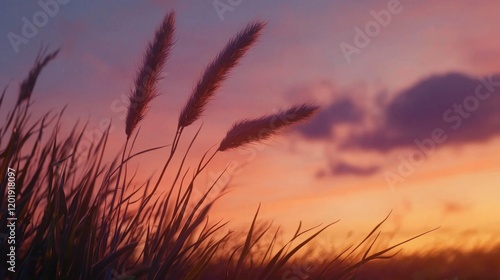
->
199 244 500 280
355 244 500 280
0 11 440 280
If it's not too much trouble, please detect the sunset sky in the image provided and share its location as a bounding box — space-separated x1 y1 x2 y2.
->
2 0 500 252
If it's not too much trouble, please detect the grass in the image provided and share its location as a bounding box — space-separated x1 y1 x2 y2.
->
0 11 438 280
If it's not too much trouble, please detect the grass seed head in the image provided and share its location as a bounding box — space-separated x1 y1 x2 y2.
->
18 47 59 105
125 12 175 138
218 104 319 151
178 21 265 128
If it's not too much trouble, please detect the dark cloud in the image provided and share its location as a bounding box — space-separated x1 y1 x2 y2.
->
296 97 364 140
345 72 500 151
317 161 379 178
298 72 500 178
331 162 379 176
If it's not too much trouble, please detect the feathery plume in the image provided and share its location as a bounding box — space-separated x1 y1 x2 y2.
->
125 12 175 138
218 104 319 151
178 21 265 128
18 47 60 105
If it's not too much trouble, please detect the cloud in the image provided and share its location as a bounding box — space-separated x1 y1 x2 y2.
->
316 161 379 179
296 97 364 140
345 72 500 151
442 201 471 215
330 161 379 176
300 72 500 178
